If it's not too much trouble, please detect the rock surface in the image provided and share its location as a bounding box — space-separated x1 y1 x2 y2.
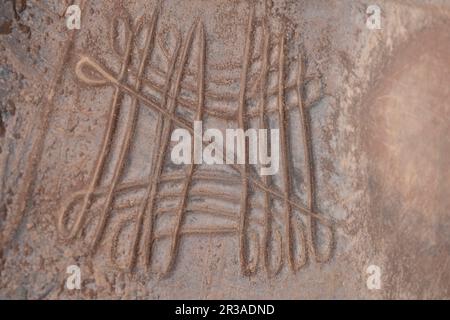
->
0 0 449 299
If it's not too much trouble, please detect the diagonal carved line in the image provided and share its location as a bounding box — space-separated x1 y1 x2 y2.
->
110 217 135 269
276 30 303 272
75 55 334 226
12 1 89 246
125 33 181 271
259 19 271 274
91 9 160 253
135 20 198 271
237 9 255 276
258 19 282 276
296 55 333 263
65 10 331 274
161 21 206 276
75 55 334 229
284 54 309 271
296 54 314 214
58 18 134 240
76 60 333 226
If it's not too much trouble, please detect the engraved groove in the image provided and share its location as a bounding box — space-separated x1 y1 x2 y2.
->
237 9 255 276
54 5 337 276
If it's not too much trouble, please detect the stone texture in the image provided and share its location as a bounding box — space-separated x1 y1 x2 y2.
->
0 0 449 299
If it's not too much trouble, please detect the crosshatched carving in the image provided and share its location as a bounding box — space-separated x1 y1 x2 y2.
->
57 5 334 277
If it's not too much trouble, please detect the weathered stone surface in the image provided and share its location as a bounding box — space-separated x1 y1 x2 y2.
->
0 0 449 299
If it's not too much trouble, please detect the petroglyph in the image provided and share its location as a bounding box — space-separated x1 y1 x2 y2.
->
56 5 334 277
2 0 450 300
1 0 87 251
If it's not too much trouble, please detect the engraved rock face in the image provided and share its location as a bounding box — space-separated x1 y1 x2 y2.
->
0 0 449 299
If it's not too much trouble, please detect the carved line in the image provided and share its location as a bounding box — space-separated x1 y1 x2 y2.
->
296 54 333 264
237 9 256 276
161 21 206 277
58 10 134 240
110 216 135 270
11 0 87 250
160 171 240 184
156 204 237 220
140 19 198 272
73 56 333 225
276 29 298 272
128 14 183 272
136 65 308 121
154 227 237 241
157 189 239 203
258 19 282 276
94 9 159 253
66 8 336 275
